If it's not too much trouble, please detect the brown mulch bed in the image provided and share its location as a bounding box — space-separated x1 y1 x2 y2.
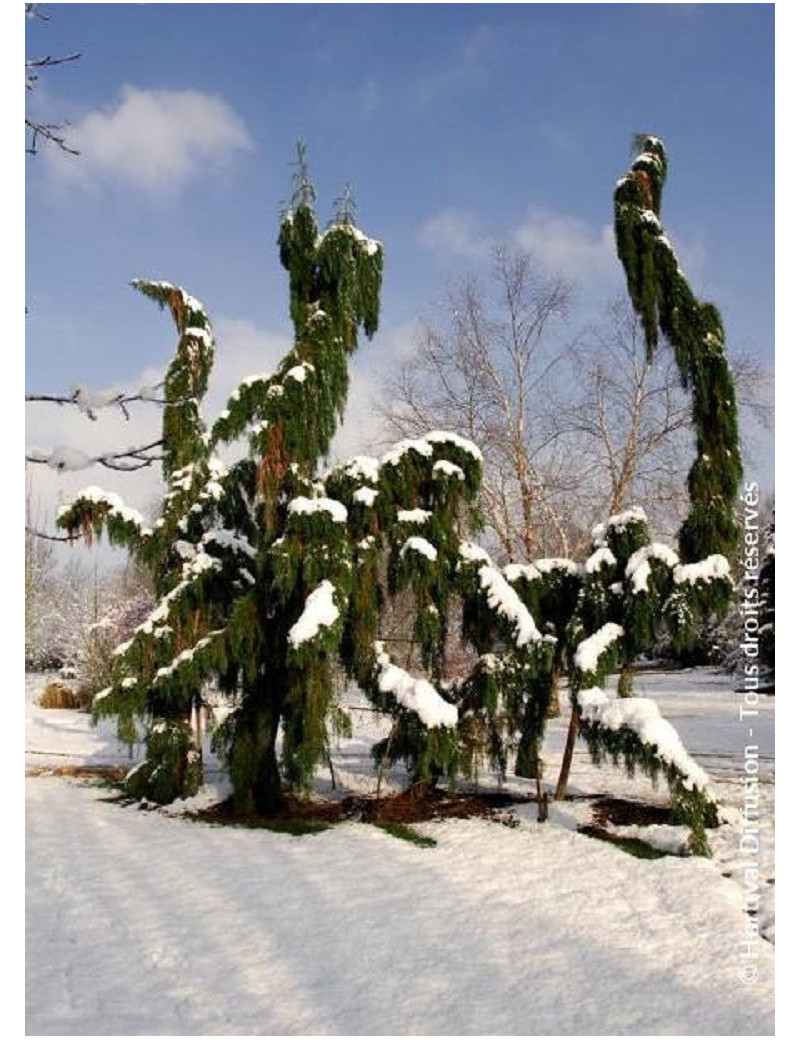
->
197 787 536 830
590 796 673 828
342 787 531 824
25 763 129 781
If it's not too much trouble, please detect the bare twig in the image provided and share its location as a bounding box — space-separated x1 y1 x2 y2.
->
25 118 80 156
25 525 73 544
26 439 165 473
26 384 168 420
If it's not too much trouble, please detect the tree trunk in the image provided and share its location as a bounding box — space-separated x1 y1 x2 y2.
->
554 702 581 801
230 687 284 815
547 665 561 718
617 664 635 698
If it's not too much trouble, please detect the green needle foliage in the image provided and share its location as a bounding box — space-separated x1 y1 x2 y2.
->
614 135 743 564
57 280 219 800
59 148 384 812
54 138 739 855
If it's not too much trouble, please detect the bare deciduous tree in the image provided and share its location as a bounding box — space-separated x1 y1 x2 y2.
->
25 4 81 156
382 254 773 563
564 298 773 539
382 246 580 563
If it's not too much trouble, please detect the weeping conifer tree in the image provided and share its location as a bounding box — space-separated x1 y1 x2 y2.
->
59 146 384 812
57 281 218 802
322 434 557 800
614 135 743 564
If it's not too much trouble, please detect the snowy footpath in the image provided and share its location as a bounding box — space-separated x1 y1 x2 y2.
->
26 670 775 1035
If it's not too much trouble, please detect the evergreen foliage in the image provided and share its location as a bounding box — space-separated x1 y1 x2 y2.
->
614 136 743 564
323 432 557 793
59 150 385 811
57 280 218 801
53 138 740 856
496 507 727 849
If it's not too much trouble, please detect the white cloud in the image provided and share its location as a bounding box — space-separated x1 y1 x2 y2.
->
47 86 252 192
514 206 618 284
417 209 489 259
419 205 619 285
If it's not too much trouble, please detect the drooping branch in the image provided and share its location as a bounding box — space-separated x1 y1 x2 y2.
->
614 135 743 562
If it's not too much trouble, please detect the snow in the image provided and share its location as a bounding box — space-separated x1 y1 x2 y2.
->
374 643 458 728
424 429 483 462
534 557 580 576
24 668 775 1033
458 541 491 566
477 563 541 647
381 430 481 469
202 527 256 559
432 459 465 480
56 486 153 536
577 686 709 791
339 455 380 484
70 383 122 415
638 208 663 231
573 622 624 674
184 325 213 348
288 496 348 523
400 536 437 562
319 222 382 256
182 550 219 580
625 543 680 593
397 508 431 524
288 581 340 648
584 545 616 574
674 554 731 585
592 506 648 545
352 486 378 507
380 436 434 467
284 361 315 384
503 562 541 583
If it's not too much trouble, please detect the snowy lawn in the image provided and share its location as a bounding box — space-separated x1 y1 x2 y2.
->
26 669 775 1035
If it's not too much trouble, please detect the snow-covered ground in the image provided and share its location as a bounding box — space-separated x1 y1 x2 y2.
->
26 668 775 1035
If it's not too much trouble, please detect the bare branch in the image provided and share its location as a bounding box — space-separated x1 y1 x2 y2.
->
25 118 80 156
26 439 165 473
25 383 168 420
25 524 74 543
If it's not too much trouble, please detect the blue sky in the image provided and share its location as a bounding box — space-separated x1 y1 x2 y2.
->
24 2 775 531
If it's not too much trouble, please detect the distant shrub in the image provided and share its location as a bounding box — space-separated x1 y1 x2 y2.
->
39 680 79 709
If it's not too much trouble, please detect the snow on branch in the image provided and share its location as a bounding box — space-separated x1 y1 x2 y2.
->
56 486 153 543
373 642 458 729
577 687 709 792
25 381 167 420
288 580 341 649
459 542 542 648
27 439 165 473
573 622 624 677
673 555 731 586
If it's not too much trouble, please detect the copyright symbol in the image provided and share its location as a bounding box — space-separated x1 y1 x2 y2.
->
741 964 758 985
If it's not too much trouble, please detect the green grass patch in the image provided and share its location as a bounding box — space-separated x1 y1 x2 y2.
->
374 821 437 847
578 825 671 860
